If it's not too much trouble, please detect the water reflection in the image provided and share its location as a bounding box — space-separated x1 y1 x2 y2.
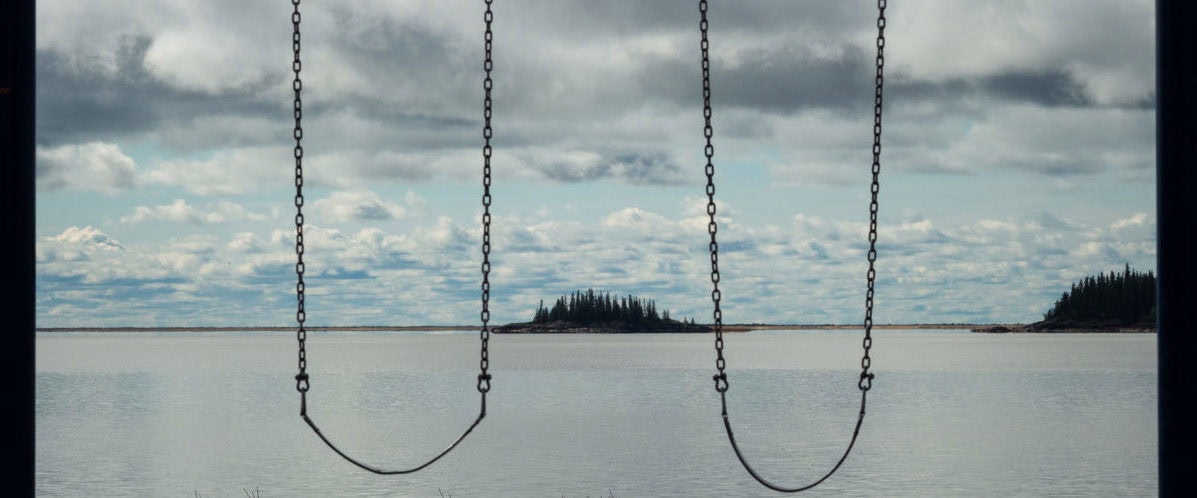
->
36 330 1156 497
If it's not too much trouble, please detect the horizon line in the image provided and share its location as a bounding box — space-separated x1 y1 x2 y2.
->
35 323 1021 332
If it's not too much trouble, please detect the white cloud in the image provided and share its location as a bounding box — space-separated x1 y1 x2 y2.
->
601 207 673 233
885 104 1154 178
120 199 270 224
143 29 272 95
410 216 472 252
50 225 124 248
1110 212 1150 231
154 114 286 152
889 0 1155 105
303 149 468 188
310 190 408 223
36 1 167 74
37 226 125 263
145 146 291 195
1070 241 1113 259
32 0 1158 327
35 203 1160 327
226 232 262 253
36 142 139 193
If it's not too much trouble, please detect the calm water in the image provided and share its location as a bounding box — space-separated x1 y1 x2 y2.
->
36 330 1156 497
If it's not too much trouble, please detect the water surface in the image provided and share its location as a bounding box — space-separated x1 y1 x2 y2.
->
36 329 1156 497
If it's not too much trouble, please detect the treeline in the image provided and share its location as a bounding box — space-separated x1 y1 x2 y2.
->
1042 264 1156 327
532 289 696 327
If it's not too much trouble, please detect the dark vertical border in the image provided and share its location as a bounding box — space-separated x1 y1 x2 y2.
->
1157 0 1196 496
0 0 36 495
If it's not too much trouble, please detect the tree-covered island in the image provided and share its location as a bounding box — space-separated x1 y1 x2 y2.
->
495 289 711 333
974 264 1156 333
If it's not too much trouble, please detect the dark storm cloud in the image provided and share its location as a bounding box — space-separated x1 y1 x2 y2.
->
608 153 687 185
36 37 279 148
1011 156 1106 177
641 45 1134 116
851 69 1148 115
36 40 159 145
981 71 1092 107
33 0 1155 191
527 151 685 185
638 45 874 114
322 4 477 119
515 0 860 41
352 204 395 221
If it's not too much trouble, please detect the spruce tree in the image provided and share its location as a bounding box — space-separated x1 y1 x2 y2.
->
1042 265 1156 327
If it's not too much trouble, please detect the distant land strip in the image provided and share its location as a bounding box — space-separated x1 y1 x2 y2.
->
37 323 1013 333
35 325 471 332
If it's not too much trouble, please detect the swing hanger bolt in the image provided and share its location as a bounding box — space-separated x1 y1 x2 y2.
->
713 372 729 392
858 372 874 391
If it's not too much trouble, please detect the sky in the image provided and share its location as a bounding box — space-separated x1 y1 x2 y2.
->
34 0 1157 328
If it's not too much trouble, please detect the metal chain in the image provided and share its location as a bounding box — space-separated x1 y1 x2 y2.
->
477 0 494 394
860 0 886 393
292 0 308 396
287 0 493 476
699 0 727 395
703 0 887 492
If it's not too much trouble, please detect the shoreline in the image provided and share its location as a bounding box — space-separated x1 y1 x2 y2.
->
36 323 1059 333
34 325 471 333
970 324 1156 334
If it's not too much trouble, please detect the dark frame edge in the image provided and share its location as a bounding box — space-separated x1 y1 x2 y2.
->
0 0 37 496
1157 0 1196 496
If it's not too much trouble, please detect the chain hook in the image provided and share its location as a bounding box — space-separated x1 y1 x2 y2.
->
858 372 874 392
713 372 729 393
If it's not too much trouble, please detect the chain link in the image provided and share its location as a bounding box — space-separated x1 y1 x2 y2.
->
702 1 884 397
477 0 495 394
698 0 728 395
292 0 308 395
702 1 887 492
288 0 492 474
859 0 885 393
292 0 497 397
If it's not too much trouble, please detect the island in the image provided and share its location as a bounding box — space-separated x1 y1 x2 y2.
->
973 265 1156 333
494 289 712 334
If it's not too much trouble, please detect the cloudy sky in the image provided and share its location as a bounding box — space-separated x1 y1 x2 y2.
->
34 0 1156 328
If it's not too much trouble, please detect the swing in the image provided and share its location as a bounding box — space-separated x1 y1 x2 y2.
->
699 0 886 492
288 0 496 474
290 0 887 492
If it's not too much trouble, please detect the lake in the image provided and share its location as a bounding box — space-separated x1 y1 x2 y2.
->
36 329 1156 497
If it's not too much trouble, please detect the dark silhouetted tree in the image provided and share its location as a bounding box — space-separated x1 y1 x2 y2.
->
1043 264 1156 327
527 289 696 330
